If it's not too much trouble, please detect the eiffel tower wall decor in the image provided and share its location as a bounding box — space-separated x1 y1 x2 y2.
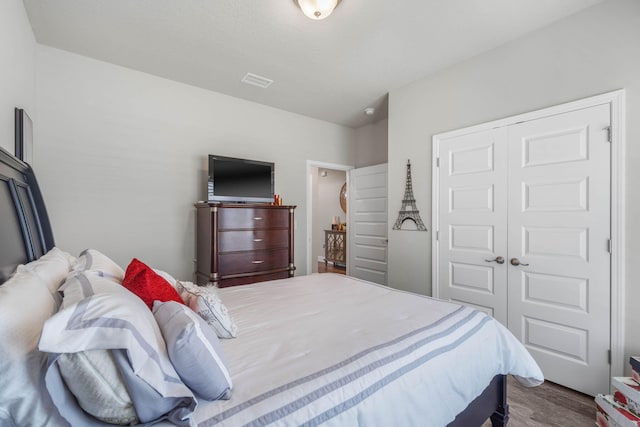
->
393 159 427 231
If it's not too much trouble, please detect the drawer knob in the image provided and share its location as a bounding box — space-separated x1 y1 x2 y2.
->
253 238 263 242
251 260 265 264
253 217 263 220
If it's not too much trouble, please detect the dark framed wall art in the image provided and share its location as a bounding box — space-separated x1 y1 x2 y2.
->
14 108 33 164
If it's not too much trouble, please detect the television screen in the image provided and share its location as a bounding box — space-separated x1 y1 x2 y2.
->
208 155 274 203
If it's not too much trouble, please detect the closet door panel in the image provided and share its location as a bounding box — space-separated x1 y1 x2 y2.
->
437 127 508 324
506 103 611 396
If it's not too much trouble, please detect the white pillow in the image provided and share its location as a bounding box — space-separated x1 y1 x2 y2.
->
40 273 196 426
59 268 133 310
154 301 233 400
57 350 138 425
56 272 140 424
176 280 238 338
15 246 76 293
0 269 67 426
72 248 125 282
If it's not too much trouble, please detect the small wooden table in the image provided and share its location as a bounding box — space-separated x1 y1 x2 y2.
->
324 229 346 267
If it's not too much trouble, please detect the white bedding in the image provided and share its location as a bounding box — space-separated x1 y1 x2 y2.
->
164 273 543 427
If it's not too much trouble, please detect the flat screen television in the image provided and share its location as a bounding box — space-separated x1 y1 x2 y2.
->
207 155 274 203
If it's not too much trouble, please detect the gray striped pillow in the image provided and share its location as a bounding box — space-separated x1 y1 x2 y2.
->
72 249 125 282
153 301 233 400
39 274 197 426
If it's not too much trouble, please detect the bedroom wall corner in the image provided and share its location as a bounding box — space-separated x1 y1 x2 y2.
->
0 0 36 155
353 119 388 168
386 0 640 372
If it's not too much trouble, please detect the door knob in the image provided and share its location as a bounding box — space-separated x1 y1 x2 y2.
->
485 256 505 264
510 258 529 266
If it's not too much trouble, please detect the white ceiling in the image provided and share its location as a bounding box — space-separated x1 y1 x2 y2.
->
23 0 604 128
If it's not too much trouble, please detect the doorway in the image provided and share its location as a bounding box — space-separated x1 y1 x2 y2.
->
306 161 352 275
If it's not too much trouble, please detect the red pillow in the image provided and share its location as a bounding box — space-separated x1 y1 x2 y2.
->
122 258 183 309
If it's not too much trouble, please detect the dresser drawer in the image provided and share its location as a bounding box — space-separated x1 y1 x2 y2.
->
218 271 291 288
218 207 289 229
218 248 289 276
218 229 289 252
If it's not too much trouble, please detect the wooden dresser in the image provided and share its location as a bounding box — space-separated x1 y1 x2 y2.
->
195 203 295 287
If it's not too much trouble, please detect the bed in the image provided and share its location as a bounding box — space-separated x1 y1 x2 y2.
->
0 145 543 426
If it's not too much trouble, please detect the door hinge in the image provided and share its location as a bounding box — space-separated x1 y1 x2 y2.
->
436 231 440 241
608 349 611 365
607 239 612 254
436 157 440 167
605 126 612 143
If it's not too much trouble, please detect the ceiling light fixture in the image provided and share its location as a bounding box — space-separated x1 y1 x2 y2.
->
294 0 341 20
364 107 375 116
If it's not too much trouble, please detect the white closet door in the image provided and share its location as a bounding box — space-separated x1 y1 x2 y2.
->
506 104 611 396
436 128 508 324
348 164 388 285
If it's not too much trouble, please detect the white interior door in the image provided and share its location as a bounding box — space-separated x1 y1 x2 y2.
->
507 104 611 396
436 128 509 324
435 103 612 395
348 164 388 285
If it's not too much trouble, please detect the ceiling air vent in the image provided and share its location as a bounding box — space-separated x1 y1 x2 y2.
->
241 73 274 89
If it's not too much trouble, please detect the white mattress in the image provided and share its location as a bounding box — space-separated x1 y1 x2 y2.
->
168 273 543 426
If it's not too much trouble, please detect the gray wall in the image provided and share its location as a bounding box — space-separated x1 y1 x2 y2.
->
387 0 640 370
34 46 356 279
353 119 388 167
0 0 36 154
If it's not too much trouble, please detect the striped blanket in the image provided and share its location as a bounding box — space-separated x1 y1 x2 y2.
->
161 274 543 427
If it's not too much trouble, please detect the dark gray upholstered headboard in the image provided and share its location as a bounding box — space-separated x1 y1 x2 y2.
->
0 145 54 284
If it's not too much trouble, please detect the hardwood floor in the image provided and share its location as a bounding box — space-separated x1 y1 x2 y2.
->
317 261 346 274
481 376 595 427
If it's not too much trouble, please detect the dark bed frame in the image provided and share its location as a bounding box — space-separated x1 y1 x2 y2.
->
0 145 508 426
0 146 54 283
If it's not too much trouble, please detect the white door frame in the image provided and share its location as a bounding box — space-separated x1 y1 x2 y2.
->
306 160 354 275
431 89 626 378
